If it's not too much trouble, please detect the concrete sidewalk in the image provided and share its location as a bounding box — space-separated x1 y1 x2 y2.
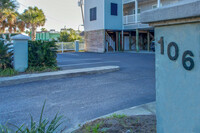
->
0 66 119 87
68 102 156 133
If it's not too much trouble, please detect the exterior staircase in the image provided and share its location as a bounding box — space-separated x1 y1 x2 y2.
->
105 32 115 52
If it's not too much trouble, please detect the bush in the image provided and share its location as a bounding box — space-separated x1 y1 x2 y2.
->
0 41 13 69
28 41 58 67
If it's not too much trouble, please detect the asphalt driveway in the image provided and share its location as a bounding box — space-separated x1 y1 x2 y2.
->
0 52 155 131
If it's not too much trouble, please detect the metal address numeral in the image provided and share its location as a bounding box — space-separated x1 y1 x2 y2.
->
167 42 179 61
158 37 164 55
182 50 194 71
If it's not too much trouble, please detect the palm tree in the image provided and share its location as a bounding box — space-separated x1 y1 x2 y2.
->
21 7 46 40
0 0 17 23
0 0 25 34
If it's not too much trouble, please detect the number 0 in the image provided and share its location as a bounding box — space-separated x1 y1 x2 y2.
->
167 42 179 61
182 50 194 71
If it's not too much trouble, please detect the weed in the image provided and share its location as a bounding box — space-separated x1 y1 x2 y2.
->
108 114 127 119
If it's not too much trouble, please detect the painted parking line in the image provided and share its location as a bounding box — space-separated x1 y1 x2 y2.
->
59 61 120 67
57 58 102 62
58 53 80 56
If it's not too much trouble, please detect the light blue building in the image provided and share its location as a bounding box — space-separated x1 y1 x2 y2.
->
84 0 185 53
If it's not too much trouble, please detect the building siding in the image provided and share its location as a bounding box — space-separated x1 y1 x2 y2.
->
105 0 123 30
84 0 105 31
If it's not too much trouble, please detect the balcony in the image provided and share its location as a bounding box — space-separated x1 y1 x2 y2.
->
124 14 140 25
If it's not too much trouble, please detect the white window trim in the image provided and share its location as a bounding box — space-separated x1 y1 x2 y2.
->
133 8 141 14
152 4 157 9
152 3 162 9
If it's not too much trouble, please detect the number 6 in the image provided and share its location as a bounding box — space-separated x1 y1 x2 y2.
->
182 50 194 71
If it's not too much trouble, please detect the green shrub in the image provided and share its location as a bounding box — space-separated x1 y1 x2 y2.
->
0 68 18 77
28 41 58 67
0 41 13 69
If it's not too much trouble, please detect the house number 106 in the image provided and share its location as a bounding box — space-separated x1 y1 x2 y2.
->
158 37 194 71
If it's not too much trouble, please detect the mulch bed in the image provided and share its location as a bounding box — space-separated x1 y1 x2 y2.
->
73 115 156 133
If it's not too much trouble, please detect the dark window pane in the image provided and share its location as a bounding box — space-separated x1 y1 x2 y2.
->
111 3 118 16
90 7 97 21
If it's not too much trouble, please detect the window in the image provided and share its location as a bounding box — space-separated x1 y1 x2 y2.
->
90 7 97 21
111 3 118 16
133 8 141 14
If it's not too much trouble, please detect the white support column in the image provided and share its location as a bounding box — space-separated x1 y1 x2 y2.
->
135 0 138 23
157 0 161 8
122 30 124 51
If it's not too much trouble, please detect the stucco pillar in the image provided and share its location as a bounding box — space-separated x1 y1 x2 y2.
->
141 1 200 132
75 40 79 52
11 34 30 72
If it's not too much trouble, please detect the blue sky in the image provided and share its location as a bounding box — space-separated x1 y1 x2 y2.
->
17 0 84 31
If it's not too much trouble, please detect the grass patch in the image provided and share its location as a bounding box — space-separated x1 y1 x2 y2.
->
73 115 156 133
0 68 18 77
85 122 103 133
107 114 127 119
26 66 59 73
0 66 59 77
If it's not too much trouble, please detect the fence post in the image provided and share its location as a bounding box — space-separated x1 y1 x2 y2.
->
75 40 79 52
61 42 64 53
11 34 30 72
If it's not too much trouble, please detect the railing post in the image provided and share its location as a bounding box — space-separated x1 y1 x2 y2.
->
61 42 64 53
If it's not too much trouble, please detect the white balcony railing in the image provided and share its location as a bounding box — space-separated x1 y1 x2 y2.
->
123 0 134 4
123 14 140 25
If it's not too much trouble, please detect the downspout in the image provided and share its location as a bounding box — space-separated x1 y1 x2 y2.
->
80 1 84 24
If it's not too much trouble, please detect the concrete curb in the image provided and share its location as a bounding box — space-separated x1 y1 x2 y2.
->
0 66 120 87
68 102 156 133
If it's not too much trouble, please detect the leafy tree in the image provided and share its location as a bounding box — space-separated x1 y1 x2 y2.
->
22 7 46 40
59 28 83 42
41 28 47 32
59 31 69 42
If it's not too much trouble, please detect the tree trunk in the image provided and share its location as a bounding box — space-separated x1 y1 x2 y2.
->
31 26 37 41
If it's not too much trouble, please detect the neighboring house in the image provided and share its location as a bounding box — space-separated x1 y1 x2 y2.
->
32 29 60 41
84 0 184 53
